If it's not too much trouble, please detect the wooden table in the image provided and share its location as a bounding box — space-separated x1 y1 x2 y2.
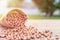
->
0 20 60 40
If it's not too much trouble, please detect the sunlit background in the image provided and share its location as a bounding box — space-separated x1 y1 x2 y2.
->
0 0 60 19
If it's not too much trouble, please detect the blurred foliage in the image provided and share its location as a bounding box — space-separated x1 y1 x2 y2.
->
29 15 60 19
56 1 60 9
32 0 60 17
0 14 2 18
8 0 24 7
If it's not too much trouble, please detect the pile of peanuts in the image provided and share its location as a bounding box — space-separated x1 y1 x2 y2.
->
1 27 59 40
0 9 59 40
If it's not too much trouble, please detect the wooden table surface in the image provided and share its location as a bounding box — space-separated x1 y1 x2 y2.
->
0 20 60 40
25 20 60 36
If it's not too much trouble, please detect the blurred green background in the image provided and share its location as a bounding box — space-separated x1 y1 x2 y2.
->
0 0 60 19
